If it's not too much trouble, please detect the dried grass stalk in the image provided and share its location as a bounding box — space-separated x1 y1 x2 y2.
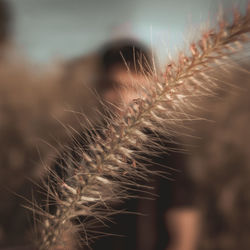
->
36 5 250 249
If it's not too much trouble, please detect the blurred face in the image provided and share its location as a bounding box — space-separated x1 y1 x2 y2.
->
102 66 150 114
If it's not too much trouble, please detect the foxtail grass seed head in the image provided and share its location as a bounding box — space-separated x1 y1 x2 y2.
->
33 5 250 250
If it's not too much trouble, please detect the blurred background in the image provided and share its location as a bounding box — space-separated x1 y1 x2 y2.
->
8 0 248 64
1 1 250 250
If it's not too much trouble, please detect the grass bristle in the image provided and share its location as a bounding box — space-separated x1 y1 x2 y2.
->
32 5 250 250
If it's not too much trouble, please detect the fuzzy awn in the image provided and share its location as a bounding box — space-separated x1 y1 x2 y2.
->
36 5 250 249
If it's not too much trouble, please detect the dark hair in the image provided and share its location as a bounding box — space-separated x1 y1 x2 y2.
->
100 39 153 75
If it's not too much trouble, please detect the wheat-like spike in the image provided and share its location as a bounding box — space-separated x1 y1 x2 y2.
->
37 6 250 249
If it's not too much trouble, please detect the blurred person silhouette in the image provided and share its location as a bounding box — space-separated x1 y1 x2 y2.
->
58 39 199 250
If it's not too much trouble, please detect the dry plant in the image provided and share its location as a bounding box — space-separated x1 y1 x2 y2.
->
186 61 250 250
32 4 250 250
0 54 103 247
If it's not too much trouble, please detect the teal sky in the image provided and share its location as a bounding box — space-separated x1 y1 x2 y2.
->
8 0 247 64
